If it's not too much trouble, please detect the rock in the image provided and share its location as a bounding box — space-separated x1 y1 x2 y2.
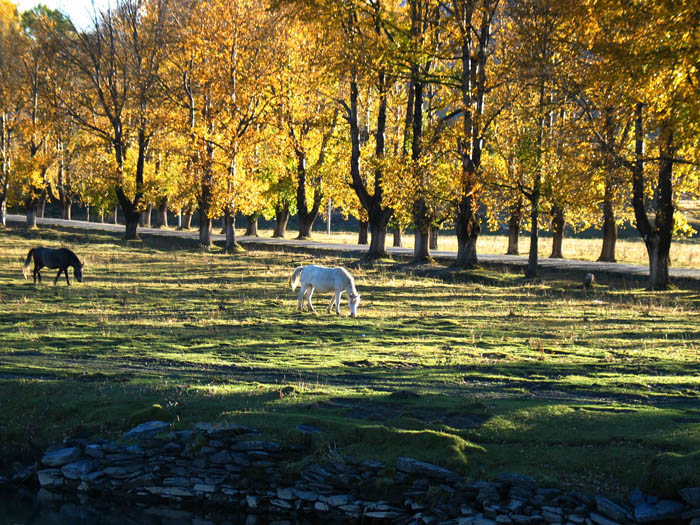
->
634 502 659 523
193 483 217 493
161 486 194 497
276 487 295 500
628 488 645 506
684 508 700 520
365 510 401 519
231 440 281 452
294 489 319 501
42 447 82 467
61 460 94 480
497 473 537 491
477 485 501 505
296 424 323 434
589 512 621 525
679 487 700 507
507 499 525 512
595 495 632 523
270 498 293 509
654 499 685 520
102 465 142 479
360 459 384 470
314 501 330 511
84 444 104 458
195 422 258 438
246 495 259 508
326 494 353 506
209 450 233 464
37 468 63 487
396 457 460 482
124 421 170 440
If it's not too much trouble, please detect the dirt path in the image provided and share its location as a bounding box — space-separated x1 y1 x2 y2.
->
7 214 700 285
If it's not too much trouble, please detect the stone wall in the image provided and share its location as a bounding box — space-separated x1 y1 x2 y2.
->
9 421 700 524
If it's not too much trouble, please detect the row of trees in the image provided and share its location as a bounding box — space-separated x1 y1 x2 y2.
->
1 0 698 289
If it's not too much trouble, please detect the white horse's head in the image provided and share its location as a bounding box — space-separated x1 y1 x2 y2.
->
349 293 361 317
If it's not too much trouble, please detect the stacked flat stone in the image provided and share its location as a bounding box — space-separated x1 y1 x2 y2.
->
18 421 700 524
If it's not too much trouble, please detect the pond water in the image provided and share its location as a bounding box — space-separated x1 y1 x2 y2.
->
0 486 307 524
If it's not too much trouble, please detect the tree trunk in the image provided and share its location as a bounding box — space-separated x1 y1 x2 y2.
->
224 208 237 252
295 149 322 240
429 228 439 250
26 198 38 227
413 226 431 263
507 203 522 255
358 221 369 244
369 220 389 255
346 67 393 258
648 124 674 290
244 214 259 237
526 205 539 278
274 206 289 238
393 225 403 247
199 208 212 248
157 197 168 228
598 197 617 262
412 198 432 263
112 205 119 224
298 213 317 239
125 216 139 239
550 205 565 259
455 196 480 266
630 104 674 290
183 211 193 230
1 197 6 226
39 194 46 218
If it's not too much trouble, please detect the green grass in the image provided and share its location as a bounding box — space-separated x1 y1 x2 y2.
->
1 224 699 498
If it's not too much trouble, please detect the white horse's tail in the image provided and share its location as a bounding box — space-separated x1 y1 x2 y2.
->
290 266 304 291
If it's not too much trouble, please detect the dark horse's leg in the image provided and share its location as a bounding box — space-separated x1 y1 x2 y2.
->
54 269 62 285
34 265 42 284
64 268 71 285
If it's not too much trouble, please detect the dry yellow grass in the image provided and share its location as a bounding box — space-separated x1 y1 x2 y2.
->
239 228 700 269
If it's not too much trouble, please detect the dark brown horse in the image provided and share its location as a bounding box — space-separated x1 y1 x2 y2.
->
22 247 84 285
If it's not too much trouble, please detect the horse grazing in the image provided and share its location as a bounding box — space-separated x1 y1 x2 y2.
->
290 264 361 317
22 247 84 285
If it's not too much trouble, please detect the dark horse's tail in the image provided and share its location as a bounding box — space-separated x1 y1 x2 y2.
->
22 249 34 279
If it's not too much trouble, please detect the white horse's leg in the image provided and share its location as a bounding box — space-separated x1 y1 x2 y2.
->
306 286 317 314
334 291 342 315
327 294 335 314
298 286 306 312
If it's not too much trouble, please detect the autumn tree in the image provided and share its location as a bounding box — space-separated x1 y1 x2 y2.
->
0 0 22 226
440 0 501 267
571 0 700 289
51 0 173 239
170 0 283 249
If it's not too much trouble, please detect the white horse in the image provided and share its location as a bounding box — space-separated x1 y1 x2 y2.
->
290 264 361 317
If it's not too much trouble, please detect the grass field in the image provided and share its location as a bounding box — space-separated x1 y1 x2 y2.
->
1 224 699 499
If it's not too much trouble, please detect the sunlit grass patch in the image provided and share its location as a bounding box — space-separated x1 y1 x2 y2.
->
0 224 699 497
